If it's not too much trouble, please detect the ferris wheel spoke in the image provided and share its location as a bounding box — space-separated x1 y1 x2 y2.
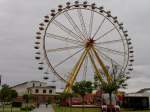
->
64 12 85 40
77 9 88 38
96 27 116 41
95 45 127 56
95 39 125 45
54 48 83 68
92 18 106 39
88 10 94 38
46 45 83 53
46 33 83 45
53 20 82 41
95 48 122 67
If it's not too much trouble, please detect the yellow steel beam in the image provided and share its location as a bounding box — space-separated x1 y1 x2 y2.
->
88 51 104 83
91 47 112 83
64 48 90 93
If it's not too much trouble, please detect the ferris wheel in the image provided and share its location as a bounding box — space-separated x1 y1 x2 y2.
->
34 1 134 93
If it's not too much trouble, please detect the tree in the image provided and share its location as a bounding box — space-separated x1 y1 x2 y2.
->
100 74 129 106
23 94 33 110
72 80 94 112
10 90 18 112
0 84 18 112
0 84 11 112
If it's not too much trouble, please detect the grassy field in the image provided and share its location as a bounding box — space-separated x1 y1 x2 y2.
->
124 110 150 112
54 106 99 112
0 105 26 112
53 105 150 112
0 108 25 112
122 109 150 112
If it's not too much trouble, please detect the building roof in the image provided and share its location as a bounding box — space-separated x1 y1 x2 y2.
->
11 80 46 88
125 92 150 98
137 88 150 93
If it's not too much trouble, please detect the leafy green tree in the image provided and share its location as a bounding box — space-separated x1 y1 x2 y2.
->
72 80 94 112
10 90 18 112
0 84 18 112
10 90 18 100
73 80 94 97
0 84 11 112
101 74 129 106
23 94 33 110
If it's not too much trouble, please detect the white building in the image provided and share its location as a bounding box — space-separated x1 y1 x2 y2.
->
125 88 150 108
136 88 150 108
11 81 56 96
11 80 56 104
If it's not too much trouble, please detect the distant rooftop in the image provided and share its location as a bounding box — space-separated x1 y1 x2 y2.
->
137 88 150 93
11 80 46 88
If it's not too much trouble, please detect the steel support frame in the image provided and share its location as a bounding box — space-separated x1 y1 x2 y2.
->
64 47 90 93
91 46 112 83
64 45 112 93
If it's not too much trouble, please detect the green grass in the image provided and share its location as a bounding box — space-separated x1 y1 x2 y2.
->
121 109 150 112
53 105 150 112
54 106 99 112
0 105 26 112
123 110 150 112
0 108 25 112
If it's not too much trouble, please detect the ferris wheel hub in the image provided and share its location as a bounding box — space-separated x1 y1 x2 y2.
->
85 38 95 48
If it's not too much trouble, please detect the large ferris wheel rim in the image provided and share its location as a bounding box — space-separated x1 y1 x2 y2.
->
41 3 130 82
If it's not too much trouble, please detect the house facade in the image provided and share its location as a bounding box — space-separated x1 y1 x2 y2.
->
11 81 47 96
11 81 56 104
28 86 56 104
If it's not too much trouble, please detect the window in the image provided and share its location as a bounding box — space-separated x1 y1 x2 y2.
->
43 89 46 93
49 90 52 94
35 89 39 93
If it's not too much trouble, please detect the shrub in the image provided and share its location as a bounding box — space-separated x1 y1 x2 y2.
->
12 102 22 107
20 105 35 111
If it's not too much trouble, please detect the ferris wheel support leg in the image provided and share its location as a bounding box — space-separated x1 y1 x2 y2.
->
64 48 89 93
92 47 112 83
88 52 104 83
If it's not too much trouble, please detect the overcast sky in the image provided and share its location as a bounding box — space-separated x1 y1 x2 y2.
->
0 0 150 93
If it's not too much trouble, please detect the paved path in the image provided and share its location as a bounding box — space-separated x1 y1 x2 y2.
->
32 104 54 112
